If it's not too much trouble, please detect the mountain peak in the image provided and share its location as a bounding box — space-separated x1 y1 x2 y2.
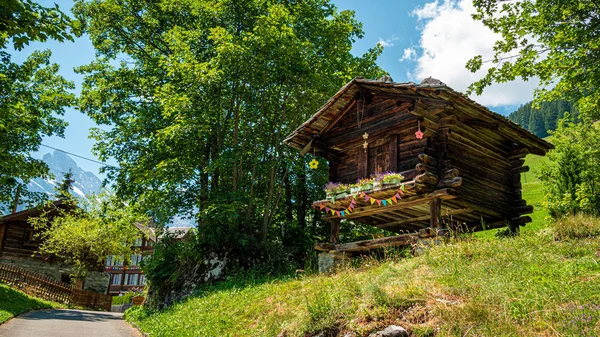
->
27 151 103 201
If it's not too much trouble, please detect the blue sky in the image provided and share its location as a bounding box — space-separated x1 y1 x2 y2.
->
14 0 538 177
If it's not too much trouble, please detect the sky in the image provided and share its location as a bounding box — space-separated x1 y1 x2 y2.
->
14 0 540 177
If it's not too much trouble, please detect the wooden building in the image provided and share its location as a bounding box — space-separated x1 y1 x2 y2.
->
105 225 191 296
0 201 109 292
285 77 553 252
0 201 71 262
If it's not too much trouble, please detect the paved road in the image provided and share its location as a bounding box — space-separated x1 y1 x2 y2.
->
0 309 142 337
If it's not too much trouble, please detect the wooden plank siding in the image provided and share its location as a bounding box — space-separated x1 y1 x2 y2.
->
286 78 553 244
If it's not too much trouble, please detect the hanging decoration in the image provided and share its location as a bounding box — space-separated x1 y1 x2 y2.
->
415 120 424 139
363 132 369 152
309 158 319 169
316 186 405 218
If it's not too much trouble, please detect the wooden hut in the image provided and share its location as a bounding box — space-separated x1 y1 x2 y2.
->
284 77 553 253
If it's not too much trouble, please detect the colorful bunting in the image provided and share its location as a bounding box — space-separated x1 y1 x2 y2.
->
318 184 405 218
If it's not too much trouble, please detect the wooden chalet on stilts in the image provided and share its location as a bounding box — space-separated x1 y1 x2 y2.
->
284 77 553 253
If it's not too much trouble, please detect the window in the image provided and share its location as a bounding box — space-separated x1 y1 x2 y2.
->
140 274 146 285
61 274 71 284
23 228 38 246
134 238 143 247
130 254 142 266
128 274 139 285
111 274 122 285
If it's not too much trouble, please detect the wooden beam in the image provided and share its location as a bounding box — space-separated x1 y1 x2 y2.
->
314 242 336 251
430 198 441 228
329 234 419 252
464 118 499 130
376 208 472 230
325 189 456 221
300 139 313 156
330 219 341 244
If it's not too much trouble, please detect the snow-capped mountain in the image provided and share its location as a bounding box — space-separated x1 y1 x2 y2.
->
27 151 103 199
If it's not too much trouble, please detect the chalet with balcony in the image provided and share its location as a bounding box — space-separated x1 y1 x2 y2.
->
0 201 108 292
284 77 553 252
105 225 191 296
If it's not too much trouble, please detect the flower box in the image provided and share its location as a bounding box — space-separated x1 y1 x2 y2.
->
383 178 400 186
360 183 373 191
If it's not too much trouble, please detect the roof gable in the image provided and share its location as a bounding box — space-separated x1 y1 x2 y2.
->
284 78 553 156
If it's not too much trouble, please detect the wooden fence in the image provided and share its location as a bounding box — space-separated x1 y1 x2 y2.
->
0 262 112 311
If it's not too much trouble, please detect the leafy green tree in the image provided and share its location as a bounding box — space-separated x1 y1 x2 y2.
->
74 0 386 267
467 0 600 119
0 0 77 209
31 194 148 281
539 114 600 217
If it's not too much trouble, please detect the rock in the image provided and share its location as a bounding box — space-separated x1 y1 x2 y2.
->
317 251 348 273
369 325 408 337
378 75 394 83
420 77 446 86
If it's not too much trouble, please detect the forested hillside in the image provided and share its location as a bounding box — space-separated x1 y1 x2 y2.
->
507 100 577 138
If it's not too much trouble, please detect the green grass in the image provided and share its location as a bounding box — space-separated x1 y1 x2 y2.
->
127 226 600 336
0 283 64 324
127 146 600 336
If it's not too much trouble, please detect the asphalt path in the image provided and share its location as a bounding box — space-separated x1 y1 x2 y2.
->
0 309 142 337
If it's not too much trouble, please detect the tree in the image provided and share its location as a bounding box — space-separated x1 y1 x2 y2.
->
73 0 386 268
31 194 148 281
539 114 600 217
0 0 77 209
467 0 600 119
55 170 75 200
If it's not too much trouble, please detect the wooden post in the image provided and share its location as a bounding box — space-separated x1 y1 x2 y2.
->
329 219 341 244
429 197 441 228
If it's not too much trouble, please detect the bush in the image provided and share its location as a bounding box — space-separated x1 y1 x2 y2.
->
539 114 600 217
551 214 600 240
112 291 141 306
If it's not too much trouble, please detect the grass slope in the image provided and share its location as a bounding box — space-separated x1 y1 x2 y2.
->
0 283 63 324
127 152 600 336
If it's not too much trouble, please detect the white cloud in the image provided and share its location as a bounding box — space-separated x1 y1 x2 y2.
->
377 36 399 48
410 0 539 107
399 47 417 62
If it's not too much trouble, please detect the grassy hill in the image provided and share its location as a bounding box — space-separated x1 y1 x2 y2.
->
0 283 64 324
126 152 600 337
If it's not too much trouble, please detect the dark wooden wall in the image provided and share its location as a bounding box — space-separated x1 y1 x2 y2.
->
0 220 40 258
320 91 532 229
323 97 424 184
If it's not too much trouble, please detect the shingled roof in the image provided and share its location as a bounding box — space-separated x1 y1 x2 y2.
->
284 77 553 156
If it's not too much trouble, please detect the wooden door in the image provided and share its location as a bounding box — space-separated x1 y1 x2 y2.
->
357 135 398 179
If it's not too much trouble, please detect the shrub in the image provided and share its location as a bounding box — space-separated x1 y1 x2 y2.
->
539 114 600 217
551 214 600 240
112 291 143 306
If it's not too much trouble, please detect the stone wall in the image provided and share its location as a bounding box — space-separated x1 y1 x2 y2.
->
0 255 109 293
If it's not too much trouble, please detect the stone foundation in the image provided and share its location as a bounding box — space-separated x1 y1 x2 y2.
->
318 251 349 273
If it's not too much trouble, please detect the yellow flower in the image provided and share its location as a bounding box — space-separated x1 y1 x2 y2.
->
309 158 319 169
